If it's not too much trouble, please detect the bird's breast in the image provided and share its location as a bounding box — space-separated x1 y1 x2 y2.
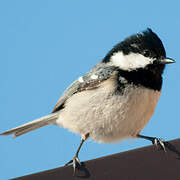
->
56 80 161 143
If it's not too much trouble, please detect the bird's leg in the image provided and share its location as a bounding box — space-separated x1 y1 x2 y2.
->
137 134 166 152
65 133 89 175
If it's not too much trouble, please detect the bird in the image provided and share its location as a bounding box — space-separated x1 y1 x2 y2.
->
1 28 175 175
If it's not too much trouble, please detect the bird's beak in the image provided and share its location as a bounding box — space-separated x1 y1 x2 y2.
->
159 58 175 64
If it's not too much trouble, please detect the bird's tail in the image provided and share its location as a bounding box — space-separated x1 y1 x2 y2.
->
0 112 59 138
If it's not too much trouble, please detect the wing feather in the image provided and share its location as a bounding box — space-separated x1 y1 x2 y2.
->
52 63 118 113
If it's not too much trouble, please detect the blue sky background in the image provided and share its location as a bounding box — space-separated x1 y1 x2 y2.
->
1 0 180 179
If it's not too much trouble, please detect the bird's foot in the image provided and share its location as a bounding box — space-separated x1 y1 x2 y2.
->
152 137 166 152
64 155 81 175
137 134 166 152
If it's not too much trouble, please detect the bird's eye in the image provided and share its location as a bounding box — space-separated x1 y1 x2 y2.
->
143 50 150 57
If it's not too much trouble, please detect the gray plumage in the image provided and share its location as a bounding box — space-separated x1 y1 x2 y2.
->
0 112 59 137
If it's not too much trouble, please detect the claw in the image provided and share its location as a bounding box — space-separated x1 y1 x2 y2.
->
64 156 81 175
153 138 166 152
137 135 166 152
64 159 73 166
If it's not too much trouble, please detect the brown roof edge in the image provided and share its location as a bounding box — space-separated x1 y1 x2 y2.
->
12 138 180 180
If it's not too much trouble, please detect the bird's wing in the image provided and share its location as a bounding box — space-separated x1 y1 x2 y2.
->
52 63 118 113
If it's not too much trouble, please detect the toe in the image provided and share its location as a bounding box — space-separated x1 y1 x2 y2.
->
153 138 166 152
64 156 82 175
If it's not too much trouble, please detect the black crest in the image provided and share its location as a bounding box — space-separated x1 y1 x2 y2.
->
103 28 166 63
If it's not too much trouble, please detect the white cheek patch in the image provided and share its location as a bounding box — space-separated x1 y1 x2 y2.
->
110 52 154 71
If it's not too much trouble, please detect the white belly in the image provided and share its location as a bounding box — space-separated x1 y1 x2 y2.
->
55 81 161 143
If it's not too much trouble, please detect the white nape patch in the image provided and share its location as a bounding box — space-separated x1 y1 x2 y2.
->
78 76 84 83
90 74 98 79
110 52 154 71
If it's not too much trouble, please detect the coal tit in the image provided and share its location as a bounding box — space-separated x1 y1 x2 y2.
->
0 28 175 174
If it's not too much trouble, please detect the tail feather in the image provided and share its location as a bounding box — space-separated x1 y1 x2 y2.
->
0 112 59 138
